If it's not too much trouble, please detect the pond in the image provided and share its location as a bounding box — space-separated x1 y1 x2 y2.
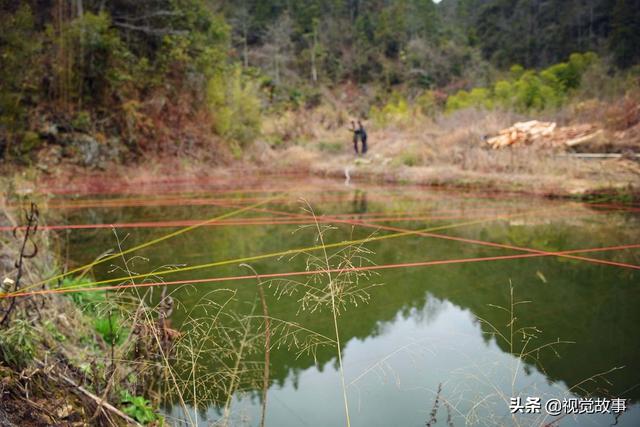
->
52 176 640 426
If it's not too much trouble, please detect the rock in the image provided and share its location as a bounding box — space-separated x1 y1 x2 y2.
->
2 277 15 287
0 408 15 427
56 404 74 419
66 133 101 167
61 133 126 168
39 123 60 141
36 144 62 167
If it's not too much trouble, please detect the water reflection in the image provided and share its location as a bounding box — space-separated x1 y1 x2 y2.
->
165 294 640 426
352 190 368 215
57 183 640 426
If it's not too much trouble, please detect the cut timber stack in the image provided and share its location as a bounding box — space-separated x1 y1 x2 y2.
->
558 125 602 147
485 121 557 149
485 121 607 150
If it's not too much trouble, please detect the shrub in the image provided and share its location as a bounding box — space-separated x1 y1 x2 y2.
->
120 391 160 425
445 52 599 114
208 66 262 146
446 87 493 112
397 151 420 167
318 140 343 153
0 319 37 368
370 91 413 126
415 90 438 117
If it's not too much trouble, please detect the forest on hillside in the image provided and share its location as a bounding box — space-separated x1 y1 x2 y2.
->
1 0 639 162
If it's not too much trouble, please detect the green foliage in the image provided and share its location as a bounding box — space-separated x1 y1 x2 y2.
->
399 152 420 167
71 111 92 132
94 317 128 346
446 52 599 113
415 90 438 117
8 131 43 160
0 1 239 156
445 87 494 112
120 391 160 425
64 276 128 346
0 319 37 368
318 140 343 153
43 320 67 343
509 65 525 79
219 0 637 93
0 4 42 142
208 66 262 146
49 11 135 106
0 0 638 158
610 0 640 68
474 0 614 68
64 277 105 311
370 92 411 125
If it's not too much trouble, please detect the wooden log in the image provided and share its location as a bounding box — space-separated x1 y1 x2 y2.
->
34 359 142 426
559 152 639 159
564 129 603 147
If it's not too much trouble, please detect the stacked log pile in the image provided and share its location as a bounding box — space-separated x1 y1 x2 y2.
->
485 121 604 149
485 121 556 148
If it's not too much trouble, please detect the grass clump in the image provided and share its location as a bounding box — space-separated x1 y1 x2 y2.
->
318 140 344 154
0 318 37 368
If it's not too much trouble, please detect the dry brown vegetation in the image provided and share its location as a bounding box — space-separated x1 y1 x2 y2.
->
5 84 638 201
252 91 640 198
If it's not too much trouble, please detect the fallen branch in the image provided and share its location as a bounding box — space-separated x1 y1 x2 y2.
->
559 153 640 159
1 203 39 326
112 21 188 37
34 359 141 426
114 11 183 23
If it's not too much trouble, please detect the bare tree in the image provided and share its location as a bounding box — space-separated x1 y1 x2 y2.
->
230 1 252 68
310 18 319 83
260 12 294 86
302 17 324 84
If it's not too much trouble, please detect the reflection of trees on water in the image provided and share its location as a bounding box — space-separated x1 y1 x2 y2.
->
351 190 367 215
400 293 446 326
61 200 640 406
431 262 640 403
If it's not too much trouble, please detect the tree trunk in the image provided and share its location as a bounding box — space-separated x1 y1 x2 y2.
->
243 26 249 68
311 25 318 83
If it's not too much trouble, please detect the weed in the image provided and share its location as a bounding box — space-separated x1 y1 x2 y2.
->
0 318 36 368
121 390 162 425
318 140 344 154
254 202 381 426
400 152 420 167
43 319 66 342
64 276 128 345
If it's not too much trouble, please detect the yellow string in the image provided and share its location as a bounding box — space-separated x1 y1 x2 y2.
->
41 209 537 294
12 197 281 296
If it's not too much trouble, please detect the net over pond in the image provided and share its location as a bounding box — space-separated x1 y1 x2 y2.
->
39 177 640 427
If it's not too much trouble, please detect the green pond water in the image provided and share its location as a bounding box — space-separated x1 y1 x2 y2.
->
56 177 640 426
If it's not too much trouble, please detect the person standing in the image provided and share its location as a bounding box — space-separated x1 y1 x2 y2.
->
350 120 361 154
358 120 368 154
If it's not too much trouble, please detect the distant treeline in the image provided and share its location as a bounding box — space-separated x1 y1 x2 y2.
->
218 0 640 88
